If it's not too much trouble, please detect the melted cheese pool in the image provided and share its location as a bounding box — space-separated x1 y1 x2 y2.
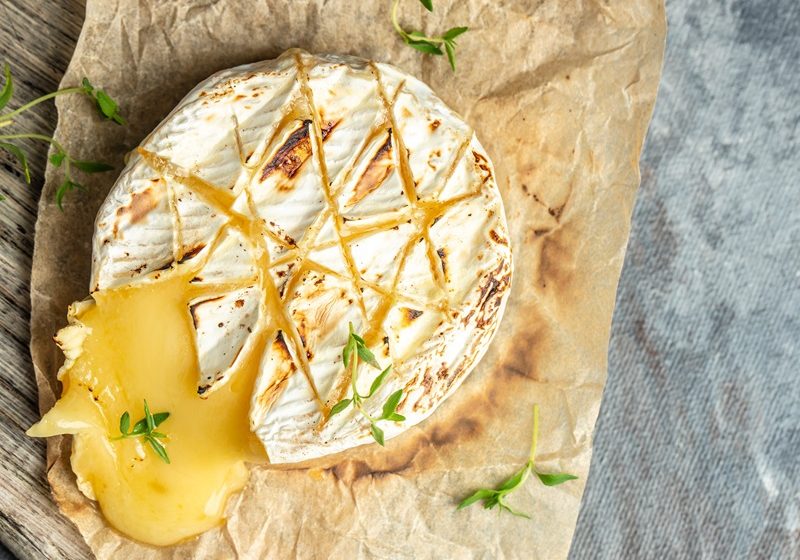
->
27 274 266 545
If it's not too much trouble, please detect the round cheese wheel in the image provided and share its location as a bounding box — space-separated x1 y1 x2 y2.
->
91 50 512 463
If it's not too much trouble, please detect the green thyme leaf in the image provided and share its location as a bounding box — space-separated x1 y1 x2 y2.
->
55 180 79 210
497 464 530 492
342 337 355 368
445 41 457 72
534 471 579 487
498 501 531 519
152 412 170 427
119 411 131 435
95 90 116 114
329 398 352 416
387 412 405 422
49 151 66 167
370 423 385 446
131 418 148 435
418 0 434 11
79 77 125 125
351 332 366 345
458 489 495 510
405 30 428 41
0 142 30 183
71 159 113 173
406 41 444 56
356 344 381 370
80 77 94 95
382 389 403 419
94 89 126 125
143 399 155 431
368 365 392 397
443 26 469 41
481 492 500 509
146 436 170 464
0 63 13 111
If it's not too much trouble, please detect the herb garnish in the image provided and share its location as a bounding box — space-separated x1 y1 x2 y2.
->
329 323 405 445
0 64 124 207
112 400 171 464
391 0 469 72
458 404 578 517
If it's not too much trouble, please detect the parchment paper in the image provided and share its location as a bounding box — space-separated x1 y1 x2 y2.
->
30 1 666 558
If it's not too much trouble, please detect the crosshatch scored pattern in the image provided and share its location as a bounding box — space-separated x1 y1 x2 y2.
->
91 49 511 460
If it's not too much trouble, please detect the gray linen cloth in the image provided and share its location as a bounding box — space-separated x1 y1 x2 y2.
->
571 1 799 558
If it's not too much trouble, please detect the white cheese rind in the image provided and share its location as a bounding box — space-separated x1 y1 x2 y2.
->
191 229 258 285
141 53 300 192
190 286 261 395
90 50 512 464
91 155 175 292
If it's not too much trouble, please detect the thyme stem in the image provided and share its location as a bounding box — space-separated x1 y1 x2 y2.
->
0 87 83 123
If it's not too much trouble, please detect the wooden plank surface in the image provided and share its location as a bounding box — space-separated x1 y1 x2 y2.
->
0 1 91 558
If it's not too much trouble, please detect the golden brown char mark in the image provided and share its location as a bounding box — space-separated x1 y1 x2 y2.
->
260 120 337 182
348 131 394 206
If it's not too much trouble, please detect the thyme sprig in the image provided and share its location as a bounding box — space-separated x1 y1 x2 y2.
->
391 0 469 72
329 323 405 446
112 400 171 464
458 404 578 517
0 65 123 207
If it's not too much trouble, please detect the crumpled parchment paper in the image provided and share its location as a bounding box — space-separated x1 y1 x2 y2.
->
29 1 666 558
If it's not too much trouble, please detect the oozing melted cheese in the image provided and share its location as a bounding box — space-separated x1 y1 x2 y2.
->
27 273 267 545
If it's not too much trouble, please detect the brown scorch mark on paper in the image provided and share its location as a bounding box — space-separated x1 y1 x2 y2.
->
501 326 546 382
538 231 577 290
303 402 487 485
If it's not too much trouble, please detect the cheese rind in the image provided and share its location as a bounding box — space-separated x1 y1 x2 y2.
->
39 49 512 505
93 50 512 462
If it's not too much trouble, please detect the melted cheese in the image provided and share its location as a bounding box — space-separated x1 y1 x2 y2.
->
27 273 266 546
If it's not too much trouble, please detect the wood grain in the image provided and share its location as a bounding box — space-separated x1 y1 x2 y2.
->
0 1 92 558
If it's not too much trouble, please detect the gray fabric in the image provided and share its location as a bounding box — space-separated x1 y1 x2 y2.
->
570 1 799 558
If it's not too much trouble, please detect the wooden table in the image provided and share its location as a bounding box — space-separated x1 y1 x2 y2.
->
0 2 91 558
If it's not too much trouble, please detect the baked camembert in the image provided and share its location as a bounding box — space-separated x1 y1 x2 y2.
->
29 50 512 545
